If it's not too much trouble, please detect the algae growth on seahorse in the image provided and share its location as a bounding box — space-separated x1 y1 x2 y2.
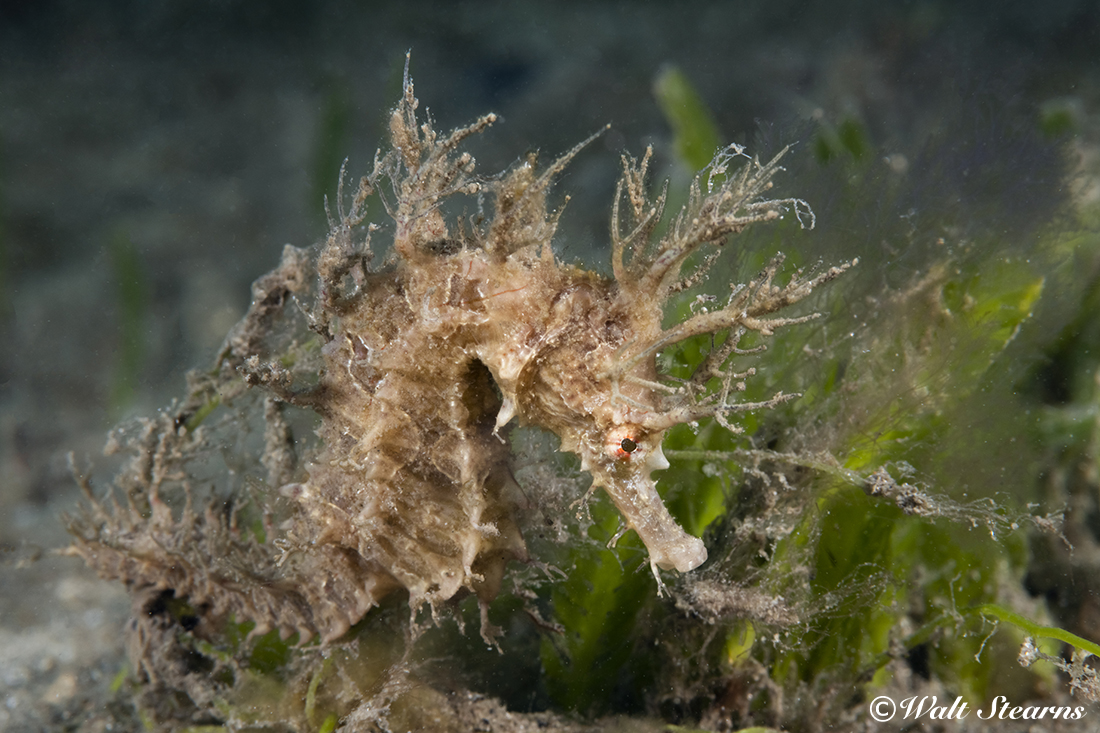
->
67 58 849 645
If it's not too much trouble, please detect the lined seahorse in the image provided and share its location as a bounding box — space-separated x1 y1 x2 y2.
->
67 59 847 646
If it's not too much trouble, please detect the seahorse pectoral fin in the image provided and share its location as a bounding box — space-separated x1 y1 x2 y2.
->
493 396 517 436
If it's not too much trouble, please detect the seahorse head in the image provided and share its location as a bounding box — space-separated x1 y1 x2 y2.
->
504 279 708 576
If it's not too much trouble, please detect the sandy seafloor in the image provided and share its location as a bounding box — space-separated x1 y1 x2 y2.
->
1 1 1099 730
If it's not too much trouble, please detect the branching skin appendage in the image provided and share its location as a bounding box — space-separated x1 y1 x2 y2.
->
66 62 851 647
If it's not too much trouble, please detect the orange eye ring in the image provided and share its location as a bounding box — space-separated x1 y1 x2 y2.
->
606 426 644 461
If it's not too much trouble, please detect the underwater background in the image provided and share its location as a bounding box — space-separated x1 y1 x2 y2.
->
1 1 1099 730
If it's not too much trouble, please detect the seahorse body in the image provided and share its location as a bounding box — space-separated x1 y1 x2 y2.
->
67 64 836 647
296 217 705 641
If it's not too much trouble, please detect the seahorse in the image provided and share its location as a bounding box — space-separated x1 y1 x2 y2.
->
67 60 848 646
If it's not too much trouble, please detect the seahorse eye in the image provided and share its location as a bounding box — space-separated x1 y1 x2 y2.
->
606 426 645 460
